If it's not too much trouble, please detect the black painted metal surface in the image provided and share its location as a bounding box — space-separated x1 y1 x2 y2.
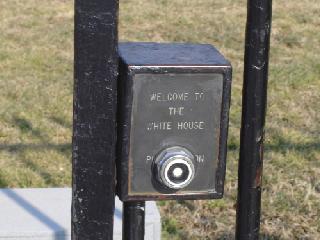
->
123 201 146 240
117 43 232 201
119 42 230 66
72 0 119 239
236 0 273 239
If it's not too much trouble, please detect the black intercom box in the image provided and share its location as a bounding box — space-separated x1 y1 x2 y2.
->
116 42 232 201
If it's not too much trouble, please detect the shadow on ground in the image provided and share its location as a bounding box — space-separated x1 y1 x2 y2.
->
1 189 67 240
0 116 72 187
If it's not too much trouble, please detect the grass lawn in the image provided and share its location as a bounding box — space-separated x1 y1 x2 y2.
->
0 0 319 239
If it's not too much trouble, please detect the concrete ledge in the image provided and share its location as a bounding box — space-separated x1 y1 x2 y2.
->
0 188 161 240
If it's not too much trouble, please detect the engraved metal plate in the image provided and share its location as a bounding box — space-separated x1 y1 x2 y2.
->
129 73 224 195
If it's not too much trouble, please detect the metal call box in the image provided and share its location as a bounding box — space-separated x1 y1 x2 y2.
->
117 42 232 201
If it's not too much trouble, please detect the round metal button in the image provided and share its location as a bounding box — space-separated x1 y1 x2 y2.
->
153 146 195 190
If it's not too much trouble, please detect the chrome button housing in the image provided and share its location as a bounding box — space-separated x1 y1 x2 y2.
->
153 146 195 190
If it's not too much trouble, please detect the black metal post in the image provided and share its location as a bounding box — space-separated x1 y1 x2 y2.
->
72 0 119 239
123 201 145 240
236 0 272 239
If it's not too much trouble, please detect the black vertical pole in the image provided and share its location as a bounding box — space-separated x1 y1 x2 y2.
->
123 201 145 240
72 0 119 239
236 0 272 239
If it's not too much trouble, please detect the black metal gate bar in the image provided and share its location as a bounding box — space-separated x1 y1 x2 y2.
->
72 0 119 239
236 0 273 239
123 201 146 240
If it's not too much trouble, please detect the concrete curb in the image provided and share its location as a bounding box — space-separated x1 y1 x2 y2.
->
0 188 161 240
